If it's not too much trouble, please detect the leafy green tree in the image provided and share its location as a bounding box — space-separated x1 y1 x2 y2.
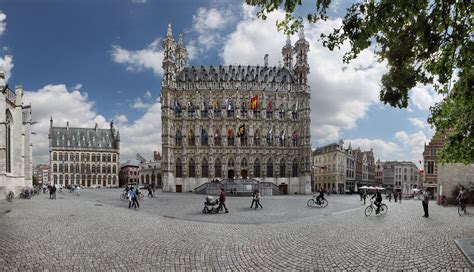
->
246 0 473 163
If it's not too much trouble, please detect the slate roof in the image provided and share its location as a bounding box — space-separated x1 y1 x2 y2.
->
177 65 295 84
50 127 119 149
121 159 141 168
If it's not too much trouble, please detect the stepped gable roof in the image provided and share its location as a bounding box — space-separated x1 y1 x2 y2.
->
50 127 118 149
177 65 295 84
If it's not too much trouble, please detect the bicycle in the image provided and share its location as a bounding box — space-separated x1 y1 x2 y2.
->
120 192 128 201
20 188 31 199
365 200 387 216
458 199 467 216
307 195 328 207
6 191 14 202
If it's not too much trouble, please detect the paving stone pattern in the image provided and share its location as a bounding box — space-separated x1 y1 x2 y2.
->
0 189 473 271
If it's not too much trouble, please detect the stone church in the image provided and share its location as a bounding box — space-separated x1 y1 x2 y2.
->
161 24 312 194
0 72 33 199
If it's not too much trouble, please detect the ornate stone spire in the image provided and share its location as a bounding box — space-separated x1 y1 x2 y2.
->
282 35 294 69
167 23 173 37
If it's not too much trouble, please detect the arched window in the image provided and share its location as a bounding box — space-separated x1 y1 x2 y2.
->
76 164 79 173
113 165 116 173
53 175 58 184
86 153 90 161
253 130 260 146
98 175 102 185
253 158 261 178
64 164 69 173
188 129 195 146
92 175 96 185
266 158 273 178
202 158 209 178
92 165 96 173
64 152 69 161
59 152 63 161
214 129 221 146
189 158 196 178
102 165 106 173
59 164 63 172
241 158 248 169
107 165 111 173
113 154 117 162
53 164 58 172
214 158 222 178
65 175 69 185
292 158 298 177
91 154 96 162
113 176 116 185
279 158 286 177
52 152 57 161
59 175 63 185
176 130 182 146
107 154 111 162
200 128 208 146
108 176 112 185
75 153 79 161
176 158 183 178
81 154 85 161
146 174 150 184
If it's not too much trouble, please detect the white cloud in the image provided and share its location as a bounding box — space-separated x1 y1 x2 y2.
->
131 0 146 3
392 130 428 166
189 7 235 54
394 131 409 144
0 54 13 83
221 7 387 145
410 85 444 111
113 114 128 125
345 138 399 161
111 39 164 76
0 11 6 36
408 117 430 130
144 90 152 99
131 97 151 110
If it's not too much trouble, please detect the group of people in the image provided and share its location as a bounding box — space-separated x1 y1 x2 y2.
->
124 186 141 209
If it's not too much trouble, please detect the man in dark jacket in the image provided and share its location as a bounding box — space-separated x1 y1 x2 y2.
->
218 188 229 213
371 189 383 214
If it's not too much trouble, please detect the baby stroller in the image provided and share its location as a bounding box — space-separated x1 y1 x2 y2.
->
202 196 221 214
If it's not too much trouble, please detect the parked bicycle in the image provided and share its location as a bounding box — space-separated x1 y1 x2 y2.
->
20 188 31 199
307 195 328 207
120 192 128 201
458 200 467 216
6 191 14 202
365 200 388 216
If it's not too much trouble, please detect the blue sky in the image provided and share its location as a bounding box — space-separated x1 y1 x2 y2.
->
0 0 440 165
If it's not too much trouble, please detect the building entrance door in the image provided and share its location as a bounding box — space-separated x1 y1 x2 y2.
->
279 184 288 195
176 185 182 192
228 170 235 179
241 169 248 179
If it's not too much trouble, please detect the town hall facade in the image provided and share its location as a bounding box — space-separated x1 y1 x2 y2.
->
161 25 312 194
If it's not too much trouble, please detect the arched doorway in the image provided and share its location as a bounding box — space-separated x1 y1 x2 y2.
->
241 169 248 179
228 169 235 179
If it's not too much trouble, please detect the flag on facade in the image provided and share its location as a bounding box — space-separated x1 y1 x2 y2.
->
292 131 298 140
213 100 219 110
214 129 220 138
268 100 273 112
226 97 233 111
237 125 246 137
188 128 194 138
250 95 259 110
227 127 233 137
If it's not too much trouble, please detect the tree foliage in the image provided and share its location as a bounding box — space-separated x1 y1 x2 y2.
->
246 0 473 163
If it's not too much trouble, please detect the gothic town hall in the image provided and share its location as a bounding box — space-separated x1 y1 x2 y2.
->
161 24 312 194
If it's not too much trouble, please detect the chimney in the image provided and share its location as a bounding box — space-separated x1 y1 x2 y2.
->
110 120 114 131
50 117 53 127
95 123 98 131
264 54 269 66
66 121 69 131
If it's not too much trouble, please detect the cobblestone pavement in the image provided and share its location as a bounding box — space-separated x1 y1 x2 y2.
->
0 189 473 271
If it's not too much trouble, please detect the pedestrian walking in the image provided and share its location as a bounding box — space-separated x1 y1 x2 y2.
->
128 188 137 209
49 185 53 199
394 192 398 202
76 185 80 196
399 192 402 203
52 185 57 199
363 190 367 205
422 189 430 218
134 187 140 208
388 191 392 202
254 190 263 209
250 189 257 208
217 188 229 213
147 186 153 198
359 190 363 201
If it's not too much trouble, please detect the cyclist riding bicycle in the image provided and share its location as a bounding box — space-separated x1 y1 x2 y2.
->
371 189 383 214
316 189 325 204
457 185 467 212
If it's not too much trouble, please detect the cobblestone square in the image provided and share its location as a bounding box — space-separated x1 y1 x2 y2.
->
1 189 473 271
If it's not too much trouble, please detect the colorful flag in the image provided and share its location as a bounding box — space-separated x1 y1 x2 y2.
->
237 125 246 137
292 131 298 140
268 100 273 112
213 100 219 110
227 127 234 137
214 129 220 138
250 95 259 110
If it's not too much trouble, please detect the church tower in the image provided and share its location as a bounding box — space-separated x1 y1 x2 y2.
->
162 24 177 87
294 26 310 85
176 33 188 72
281 36 294 69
